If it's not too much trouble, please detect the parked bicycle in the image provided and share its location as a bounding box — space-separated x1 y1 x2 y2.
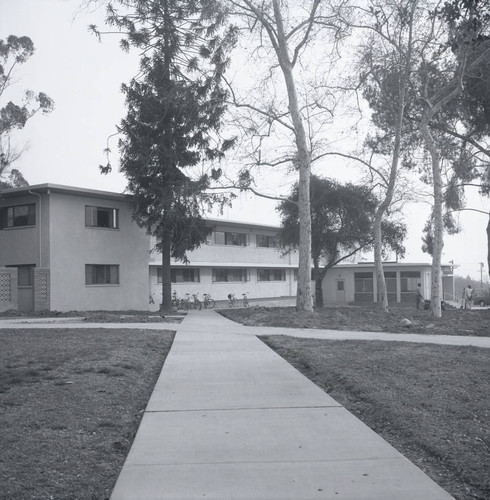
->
242 292 250 307
202 293 215 309
172 291 201 310
228 293 237 308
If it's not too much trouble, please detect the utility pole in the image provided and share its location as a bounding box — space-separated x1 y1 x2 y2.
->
480 262 484 294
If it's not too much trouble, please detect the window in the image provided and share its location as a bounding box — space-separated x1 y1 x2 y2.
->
337 280 344 291
257 269 286 281
212 268 249 282
0 204 36 229
85 265 119 285
256 234 277 248
401 271 420 291
384 271 397 303
85 206 119 229
213 231 248 246
401 270 421 302
6 265 34 286
157 268 200 283
354 272 374 302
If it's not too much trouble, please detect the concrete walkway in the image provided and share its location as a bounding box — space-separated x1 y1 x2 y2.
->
108 309 456 499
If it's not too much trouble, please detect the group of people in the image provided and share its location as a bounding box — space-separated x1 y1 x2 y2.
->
415 283 474 309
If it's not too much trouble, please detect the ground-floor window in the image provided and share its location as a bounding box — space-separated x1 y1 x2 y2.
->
257 269 286 282
158 268 200 283
401 271 421 302
85 264 119 285
212 268 249 282
384 271 397 303
354 272 374 302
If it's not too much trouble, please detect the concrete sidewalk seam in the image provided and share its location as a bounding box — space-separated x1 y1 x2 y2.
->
145 405 341 413
122 457 412 467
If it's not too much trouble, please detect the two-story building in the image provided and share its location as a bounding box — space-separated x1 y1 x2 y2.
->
0 183 454 312
149 221 299 309
0 184 149 312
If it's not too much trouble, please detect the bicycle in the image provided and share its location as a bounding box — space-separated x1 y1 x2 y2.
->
242 293 250 307
202 293 215 309
191 293 202 310
228 293 237 308
171 290 184 310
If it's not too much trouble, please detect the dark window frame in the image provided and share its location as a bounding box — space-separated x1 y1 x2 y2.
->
256 234 277 248
0 204 36 229
85 264 120 285
213 231 248 246
212 268 249 282
257 269 286 282
158 268 200 283
85 206 119 229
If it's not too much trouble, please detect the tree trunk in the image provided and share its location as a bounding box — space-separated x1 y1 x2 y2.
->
313 260 323 307
371 0 415 314
420 120 443 318
160 231 173 313
487 215 490 279
373 213 389 313
272 0 313 312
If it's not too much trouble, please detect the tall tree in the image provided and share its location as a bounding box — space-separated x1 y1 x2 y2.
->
95 0 236 311
414 2 490 316
227 0 349 312
356 0 418 313
0 35 53 188
277 175 406 306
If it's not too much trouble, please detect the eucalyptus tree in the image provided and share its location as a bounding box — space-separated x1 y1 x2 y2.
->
354 0 418 313
93 0 236 311
413 2 490 316
0 35 54 187
277 175 406 306
225 0 350 312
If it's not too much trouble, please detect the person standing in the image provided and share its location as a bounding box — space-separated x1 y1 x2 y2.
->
416 283 423 309
463 285 474 309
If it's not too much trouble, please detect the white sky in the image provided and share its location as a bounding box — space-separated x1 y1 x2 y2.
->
1 0 489 281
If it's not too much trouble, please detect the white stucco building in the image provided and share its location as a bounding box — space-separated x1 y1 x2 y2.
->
0 184 454 312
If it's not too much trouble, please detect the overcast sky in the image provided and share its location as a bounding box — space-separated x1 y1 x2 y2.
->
2 0 489 282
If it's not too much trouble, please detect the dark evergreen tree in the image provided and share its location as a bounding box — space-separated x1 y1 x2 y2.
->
96 0 236 311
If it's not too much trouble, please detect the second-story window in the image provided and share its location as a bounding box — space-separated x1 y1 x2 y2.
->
85 206 119 229
256 234 277 248
0 204 36 229
213 231 248 246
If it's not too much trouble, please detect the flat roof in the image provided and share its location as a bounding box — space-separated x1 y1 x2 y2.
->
0 183 280 230
0 183 128 201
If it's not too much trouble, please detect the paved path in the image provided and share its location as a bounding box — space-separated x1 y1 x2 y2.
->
2 310 485 498
107 309 456 499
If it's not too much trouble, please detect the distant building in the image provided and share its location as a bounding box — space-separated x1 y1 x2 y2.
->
0 184 454 312
322 262 454 306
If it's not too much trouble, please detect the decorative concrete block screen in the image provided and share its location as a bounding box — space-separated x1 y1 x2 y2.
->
0 267 18 312
34 269 50 312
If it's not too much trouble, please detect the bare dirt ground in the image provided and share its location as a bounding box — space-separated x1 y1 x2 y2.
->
260 335 489 500
220 304 490 336
0 310 183 323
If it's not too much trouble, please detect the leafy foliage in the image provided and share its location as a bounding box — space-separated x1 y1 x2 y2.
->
0 35 54 187
277 175 406 305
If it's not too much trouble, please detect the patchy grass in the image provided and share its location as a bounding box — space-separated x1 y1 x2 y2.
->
0 327 175 500
0 310 184 323
221 305 490 336
260 335 489 500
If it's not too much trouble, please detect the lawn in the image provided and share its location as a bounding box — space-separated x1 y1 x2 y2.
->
256 335 489 500
221 304 490 336
0 327 175 500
